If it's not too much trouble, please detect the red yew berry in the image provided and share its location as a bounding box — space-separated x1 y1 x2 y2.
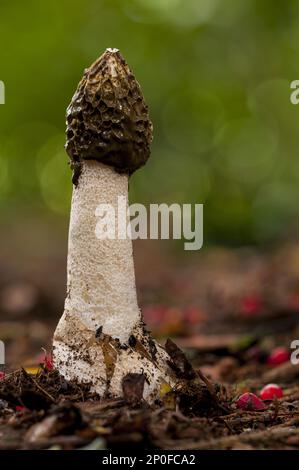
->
260 383 283 400
235 392 266 411
143 305 167 325
184 306 203 325
266 347 289 365
286 292 299 311
15 406 25 412
38 351 53 370
44 353 53 370
240 296 263 317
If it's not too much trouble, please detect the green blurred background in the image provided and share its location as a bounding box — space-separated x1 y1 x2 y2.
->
1 0 299 245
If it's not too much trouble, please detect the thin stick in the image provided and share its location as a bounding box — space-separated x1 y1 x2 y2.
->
21 368 55 403
196 369 230 413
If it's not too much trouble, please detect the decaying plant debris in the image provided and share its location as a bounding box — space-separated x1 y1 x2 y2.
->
2 243 299 450
1 337 299 451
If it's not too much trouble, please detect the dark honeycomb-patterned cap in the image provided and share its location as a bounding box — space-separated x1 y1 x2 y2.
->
66 48 153 174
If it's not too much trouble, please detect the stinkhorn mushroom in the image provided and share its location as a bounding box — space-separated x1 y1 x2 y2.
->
53 48 175 402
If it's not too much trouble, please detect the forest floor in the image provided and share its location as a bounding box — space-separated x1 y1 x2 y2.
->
1 242 299 450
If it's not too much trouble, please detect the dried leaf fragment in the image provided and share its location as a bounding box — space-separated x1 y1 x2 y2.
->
165 338 196 380
122 373 146 404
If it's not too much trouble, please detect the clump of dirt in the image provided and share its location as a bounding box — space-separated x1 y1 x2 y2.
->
0 368 94 410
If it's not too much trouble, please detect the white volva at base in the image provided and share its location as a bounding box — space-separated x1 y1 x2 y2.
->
53 161 174 401
53 336 173 401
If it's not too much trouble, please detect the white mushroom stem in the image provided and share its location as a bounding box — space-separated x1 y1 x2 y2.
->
53 161 175 400
63 160 139 343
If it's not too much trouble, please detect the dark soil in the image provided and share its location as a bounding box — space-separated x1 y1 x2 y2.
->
1 242 299 450
0 345 299 450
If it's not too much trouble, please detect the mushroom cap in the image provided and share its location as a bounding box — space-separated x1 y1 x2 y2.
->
66 48 153 174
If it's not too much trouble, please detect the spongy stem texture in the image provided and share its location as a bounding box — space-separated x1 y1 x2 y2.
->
58 160 140 343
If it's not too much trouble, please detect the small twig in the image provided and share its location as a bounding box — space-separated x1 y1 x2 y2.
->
22 368 55 403
214 417 235 435
196 369 215 396
271 397 280 422
1 368 22 379
196 369 230 413
172 409 193 423
31 377 55 403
